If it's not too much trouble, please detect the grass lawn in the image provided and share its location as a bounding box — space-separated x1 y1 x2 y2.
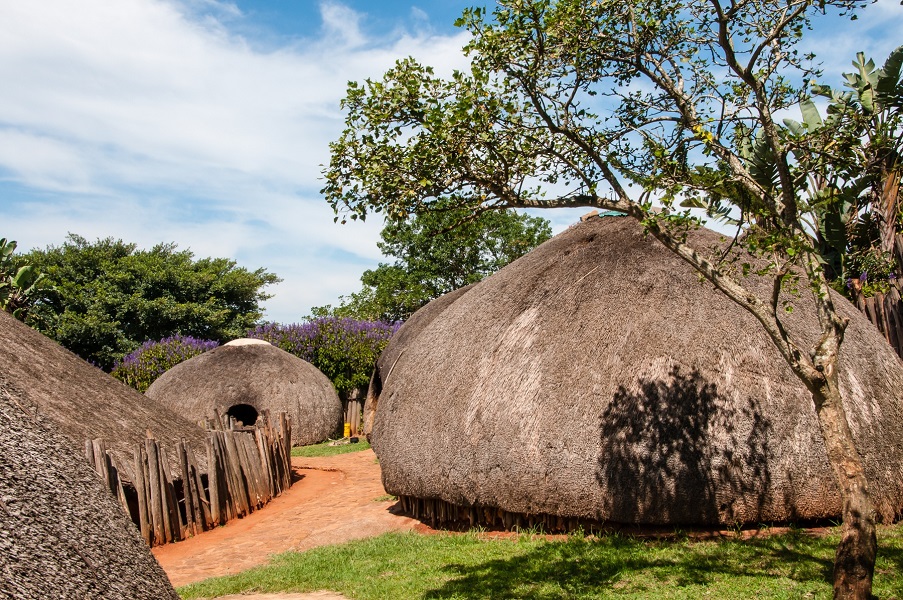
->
178 524 903 599
291 438 371 458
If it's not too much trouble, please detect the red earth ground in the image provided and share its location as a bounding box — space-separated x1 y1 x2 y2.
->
152 448 419 589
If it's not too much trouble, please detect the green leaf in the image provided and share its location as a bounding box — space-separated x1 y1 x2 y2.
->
799 99 824 130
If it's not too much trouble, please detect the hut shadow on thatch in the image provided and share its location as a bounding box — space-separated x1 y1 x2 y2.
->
596 366 773 526
420 533 833 598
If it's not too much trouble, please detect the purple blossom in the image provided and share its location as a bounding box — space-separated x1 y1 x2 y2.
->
859 272 868 283
246 317 399 393
112 335 219 392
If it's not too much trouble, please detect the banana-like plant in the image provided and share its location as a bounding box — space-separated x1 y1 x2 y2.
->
684 46 903 287
0 237 47 320
810 46 903 259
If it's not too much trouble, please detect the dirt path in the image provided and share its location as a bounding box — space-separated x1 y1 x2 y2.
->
152 449 418 588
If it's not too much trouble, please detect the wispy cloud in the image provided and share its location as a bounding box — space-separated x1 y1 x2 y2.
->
0 0 470 322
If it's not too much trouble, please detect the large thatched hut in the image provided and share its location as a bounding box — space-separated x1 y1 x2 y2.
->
0 376 179 599
368 215 903 529
146 339 342 446
0 310 207 468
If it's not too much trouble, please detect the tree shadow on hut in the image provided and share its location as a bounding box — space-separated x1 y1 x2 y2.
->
596 365 773 526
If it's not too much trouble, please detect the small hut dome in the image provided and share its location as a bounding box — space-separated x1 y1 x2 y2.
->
369 216 903 527
146 341 342 446
0 380 179 599
0 310 207 470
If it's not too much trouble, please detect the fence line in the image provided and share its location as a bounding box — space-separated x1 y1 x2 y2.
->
86 410 292 547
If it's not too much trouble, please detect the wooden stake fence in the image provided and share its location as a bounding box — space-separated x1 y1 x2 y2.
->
86 410 292 546
855 283 903 359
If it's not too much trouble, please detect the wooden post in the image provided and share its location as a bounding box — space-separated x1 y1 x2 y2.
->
205 437 221 527
178 441 196 536
185 443 208 530
145 438 165 545
133 446 150 545
159 445 183 542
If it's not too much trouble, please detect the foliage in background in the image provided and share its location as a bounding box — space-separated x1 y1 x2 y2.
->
0 237 47 321
111 335 220 393
22 234 279 370
248 318 399 397
321 199 552 321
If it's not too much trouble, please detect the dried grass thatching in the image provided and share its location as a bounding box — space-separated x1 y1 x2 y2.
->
146 340 342 446
0 377 179 599
0 311 208 471
370 216 903 528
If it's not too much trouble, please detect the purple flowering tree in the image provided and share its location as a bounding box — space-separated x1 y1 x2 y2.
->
111 335 219 393
247 317 399 397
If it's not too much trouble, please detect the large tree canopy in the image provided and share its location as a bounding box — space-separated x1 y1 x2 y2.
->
323 0 893 596
23 234 280 370
327 199 552 321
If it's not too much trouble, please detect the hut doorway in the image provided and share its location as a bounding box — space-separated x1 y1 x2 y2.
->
226 403 259 427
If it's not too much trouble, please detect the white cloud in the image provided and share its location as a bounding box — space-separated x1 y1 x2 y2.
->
0 0 470 323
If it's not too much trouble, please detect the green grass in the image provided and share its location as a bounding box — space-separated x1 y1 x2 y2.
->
179 525 903 599
291 437 371 458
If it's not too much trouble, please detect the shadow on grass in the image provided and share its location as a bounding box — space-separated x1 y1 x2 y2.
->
423 533 834 599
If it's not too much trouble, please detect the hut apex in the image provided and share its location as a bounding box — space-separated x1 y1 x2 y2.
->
366 216 903 531
147 341 342 446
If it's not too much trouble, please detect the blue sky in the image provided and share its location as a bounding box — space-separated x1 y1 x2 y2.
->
1 0 901 323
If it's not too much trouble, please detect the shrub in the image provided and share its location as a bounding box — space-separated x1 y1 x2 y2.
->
111 335 219 392
247 318 399 396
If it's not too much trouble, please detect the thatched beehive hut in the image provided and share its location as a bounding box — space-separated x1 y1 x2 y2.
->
0 310 208 469
369 216 903 529
146 339 342 446
0 376 179 599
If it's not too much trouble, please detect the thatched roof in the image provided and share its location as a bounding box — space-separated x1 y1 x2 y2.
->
0 377 179 599
0 311 208 472
146 340 342 446
370 216 903 527
364 283 474 437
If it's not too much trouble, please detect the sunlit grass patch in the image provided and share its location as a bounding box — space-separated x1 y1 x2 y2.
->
179 524 903 599
291 438 371 458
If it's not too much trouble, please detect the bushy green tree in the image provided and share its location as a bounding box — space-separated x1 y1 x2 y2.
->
322 0 885 595
328 199 551 321
23 234 279 370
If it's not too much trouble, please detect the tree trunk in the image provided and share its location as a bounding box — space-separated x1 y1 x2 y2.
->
810 374 877 599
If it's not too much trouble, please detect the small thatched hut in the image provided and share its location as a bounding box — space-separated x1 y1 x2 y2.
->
0 377 179 599
368 216 903 529
146 339 342 446
0 310 208 469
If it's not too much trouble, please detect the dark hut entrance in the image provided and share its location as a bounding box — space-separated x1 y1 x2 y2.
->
226 403 258 427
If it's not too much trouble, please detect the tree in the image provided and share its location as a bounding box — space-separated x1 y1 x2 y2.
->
777 47 903 293
322 0 885 596
23 234 280 370
329 198 552 321
0 237 47 321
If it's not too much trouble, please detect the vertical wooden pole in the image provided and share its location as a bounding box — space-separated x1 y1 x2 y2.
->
144 438 164 545
205 437 221 527
133 446 150 545
159 445 182 542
